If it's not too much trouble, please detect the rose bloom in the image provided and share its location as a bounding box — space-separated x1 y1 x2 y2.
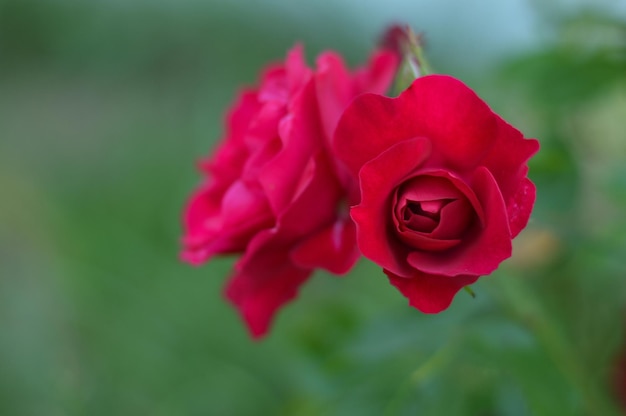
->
181 45 398 337
334 75 539 312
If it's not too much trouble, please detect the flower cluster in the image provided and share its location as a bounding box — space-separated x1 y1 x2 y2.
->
181 27 539 338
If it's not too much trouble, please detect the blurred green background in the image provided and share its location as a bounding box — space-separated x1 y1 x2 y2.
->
1 0 625 414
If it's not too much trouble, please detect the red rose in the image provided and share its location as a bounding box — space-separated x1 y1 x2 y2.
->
181 45 398 337
334 74 539 312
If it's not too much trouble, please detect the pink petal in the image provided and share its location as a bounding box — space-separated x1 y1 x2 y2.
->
315 52 353 141
291 217 360 274
259 79 325 215
386 270 479 313
352 49 399 97
285 44 313 97
180 180 274 265
219 180 272 231
225 230 311 339
224 153 345 338
316 49 399 145
201 90 259 178
334 93 412 177
180 185 229 264
278 153 344 237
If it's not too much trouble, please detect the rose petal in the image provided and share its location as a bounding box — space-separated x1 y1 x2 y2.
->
507 177 537 238
398 175 465 203
386 270 479 313
396 228 461 251
403 170 485 227
285 44 312 97
258 66 288 103
398 75 498 171
482 116 540 205
181 185 230 264
200 90 259 177
291 217 360 274
352 49 399 97
407 167 512 277
404 215 438 232
225 230 311 339
226 150 347 337
280 153 344 237
181 179 275 265
220 180 272 231
352 137 432 277
334 75 499 177
259 79 324 215
315 52 353 141
316 49 399 146
334 93 411 177
431 198 474 240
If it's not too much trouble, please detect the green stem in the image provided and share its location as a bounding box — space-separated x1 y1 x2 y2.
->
488 275 618 415
383 343 456 416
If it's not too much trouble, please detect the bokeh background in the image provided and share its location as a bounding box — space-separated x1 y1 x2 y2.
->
1 0 625 414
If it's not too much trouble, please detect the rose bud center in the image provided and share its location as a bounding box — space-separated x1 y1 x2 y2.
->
392 175 476 251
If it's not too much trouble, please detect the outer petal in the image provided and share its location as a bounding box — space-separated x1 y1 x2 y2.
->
225 230 311 339
507 177 537 238
316 49 398 142
334 75 499 177
285 44 312 97
352 49 399 98
334 93 410 177
181 185 225 264
407 167 512 277
314 52 353 141
482 116 539 236
259 79 324 215
386 270 479 313
200 90 259 178
257 45 311 104
181 180 274 265
219 180 273 232
225 152 344 337
399 75 498 171
482 116 539 203
352 137 432 277
290 217 360 274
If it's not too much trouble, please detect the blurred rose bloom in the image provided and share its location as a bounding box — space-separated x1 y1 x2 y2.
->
181 45 398 337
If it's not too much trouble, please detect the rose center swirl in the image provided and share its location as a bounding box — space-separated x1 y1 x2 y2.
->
392 175 477 251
